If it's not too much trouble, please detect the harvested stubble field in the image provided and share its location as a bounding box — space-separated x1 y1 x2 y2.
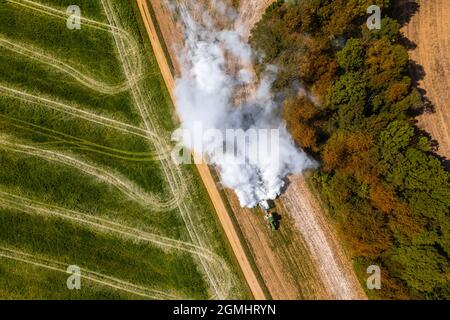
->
401 0 450 158
0 0 249 299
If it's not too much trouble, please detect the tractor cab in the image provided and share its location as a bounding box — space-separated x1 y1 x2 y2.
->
264 212 278 231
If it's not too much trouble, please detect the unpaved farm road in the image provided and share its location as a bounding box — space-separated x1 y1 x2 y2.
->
143 0 366 299
402 0 450 158
136 0 266 300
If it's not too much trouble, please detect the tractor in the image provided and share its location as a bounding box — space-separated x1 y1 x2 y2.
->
258 200 279 231
264 212 277 231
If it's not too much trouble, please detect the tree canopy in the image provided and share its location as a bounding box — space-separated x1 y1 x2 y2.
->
251 0 450 299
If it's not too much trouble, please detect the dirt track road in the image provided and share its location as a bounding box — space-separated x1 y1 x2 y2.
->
136 0 267 300
402 0 450 158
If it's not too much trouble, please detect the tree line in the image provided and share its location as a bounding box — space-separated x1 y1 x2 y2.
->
250 0 449 299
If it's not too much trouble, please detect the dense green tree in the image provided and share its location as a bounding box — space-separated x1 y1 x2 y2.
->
388 148 450 220
337 38 365 71
362 17 401 42
376 120 414 173
383 245 449 296
329 72 367 107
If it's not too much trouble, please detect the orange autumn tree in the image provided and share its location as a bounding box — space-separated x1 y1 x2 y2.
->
282 96 321 152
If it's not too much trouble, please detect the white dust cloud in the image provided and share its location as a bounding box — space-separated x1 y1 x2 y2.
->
173 2 316 207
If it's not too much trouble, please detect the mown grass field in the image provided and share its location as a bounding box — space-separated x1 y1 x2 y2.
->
0 0 249 299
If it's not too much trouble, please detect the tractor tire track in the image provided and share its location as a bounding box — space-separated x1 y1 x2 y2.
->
0 246 176 299
0 37 132 95
0 84 164 141
0 114 170 161
6 0 142 85
0 190 231 286
1 0 233 299
103 0 232 299
0 137 179 211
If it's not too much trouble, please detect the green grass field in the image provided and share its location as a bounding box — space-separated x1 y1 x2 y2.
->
0 0 249 299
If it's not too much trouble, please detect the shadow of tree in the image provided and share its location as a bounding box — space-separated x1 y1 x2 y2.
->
392 0 420 26
408 60 435 115
395 1 449 170
399 33 417 50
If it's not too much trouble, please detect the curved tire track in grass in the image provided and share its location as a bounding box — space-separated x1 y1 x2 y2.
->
0 190 231 300
0 246 177 299
102 0 233 299
0 84 162 141
0 137 180 212
6 0 142 86
1 0 233 299
0 191 222 262
0 37 132 95
0 114 170 161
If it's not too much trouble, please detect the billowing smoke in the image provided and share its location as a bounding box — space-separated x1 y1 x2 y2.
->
173 2 316 208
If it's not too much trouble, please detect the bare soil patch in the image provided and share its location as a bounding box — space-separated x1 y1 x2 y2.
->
402 0 450 158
